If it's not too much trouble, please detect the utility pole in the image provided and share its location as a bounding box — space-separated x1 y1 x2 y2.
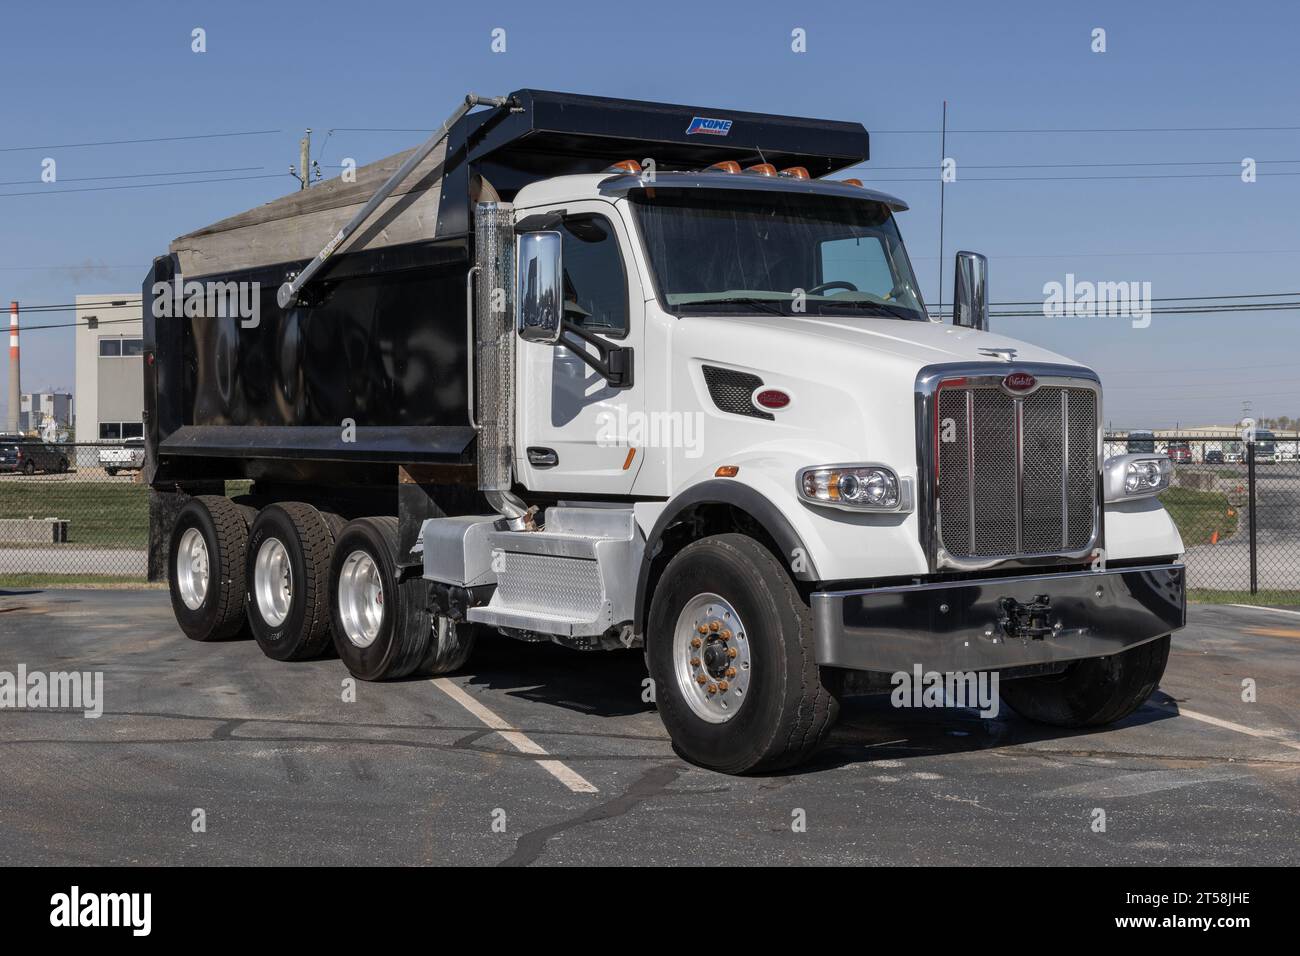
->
937 100 948 321
289 129 319 189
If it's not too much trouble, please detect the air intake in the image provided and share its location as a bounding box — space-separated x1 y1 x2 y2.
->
702 365 772 421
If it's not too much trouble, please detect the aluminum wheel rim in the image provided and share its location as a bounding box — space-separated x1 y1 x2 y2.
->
176 527 210 611
337 550 384 648
672 592 751 724
254 537 293 627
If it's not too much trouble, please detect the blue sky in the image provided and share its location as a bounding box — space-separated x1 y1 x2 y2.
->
2 0 1298 428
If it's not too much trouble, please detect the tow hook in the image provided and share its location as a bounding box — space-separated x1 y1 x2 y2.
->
997 595 1055 641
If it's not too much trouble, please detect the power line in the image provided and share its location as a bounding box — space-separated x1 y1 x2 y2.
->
856 158 1300 172
856 171 1300 182
932 291 1300 307
0 165 264 187
8 315 141 332
0 129 281 153
0 265 145 272
0 172 282 198
1105 361 1300 376
909 248 1300 261
872 124 1300 134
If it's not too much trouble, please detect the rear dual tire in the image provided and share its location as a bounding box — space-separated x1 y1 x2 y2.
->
328 517 478 681
169 495 256 642
244 503 338 661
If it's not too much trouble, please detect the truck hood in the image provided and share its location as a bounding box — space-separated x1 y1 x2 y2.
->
669 312 1097 481
676 313 1081 370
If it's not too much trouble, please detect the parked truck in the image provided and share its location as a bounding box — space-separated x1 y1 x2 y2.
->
145 90 1186 773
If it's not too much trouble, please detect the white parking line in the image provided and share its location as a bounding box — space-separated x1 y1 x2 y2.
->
1164 704 1300 753
431 677 599 794
1228 604 1300 618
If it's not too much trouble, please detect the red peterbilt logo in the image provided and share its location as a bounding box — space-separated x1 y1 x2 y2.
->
1002 371 1037 392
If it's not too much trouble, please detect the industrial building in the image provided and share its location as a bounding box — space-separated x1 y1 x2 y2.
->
73 293 144 444
18 391 74 437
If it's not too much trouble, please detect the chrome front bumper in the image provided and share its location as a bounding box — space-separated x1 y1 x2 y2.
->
811 563 1184 673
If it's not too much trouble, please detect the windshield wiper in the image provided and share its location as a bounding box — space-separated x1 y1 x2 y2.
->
680 296 790 317
814 299 921 321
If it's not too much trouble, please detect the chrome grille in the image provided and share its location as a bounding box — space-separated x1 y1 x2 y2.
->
935 383 1097 559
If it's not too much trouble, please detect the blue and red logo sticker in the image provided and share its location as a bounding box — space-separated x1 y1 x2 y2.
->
685 116 733 136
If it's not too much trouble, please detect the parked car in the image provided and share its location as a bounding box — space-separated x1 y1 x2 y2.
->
1126 430 1156 454
0 434 20 473
1253 429 1277 463
1165 442 1192 464
0 435 69 474
99 437 146 475
1205 449 1225 464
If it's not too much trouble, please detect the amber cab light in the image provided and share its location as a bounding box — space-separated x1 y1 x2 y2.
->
708 160 742 174
744 163 777 177
779 166 810 180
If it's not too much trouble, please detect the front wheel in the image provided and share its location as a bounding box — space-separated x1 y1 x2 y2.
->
646 533 841 774
1000 635 1171 727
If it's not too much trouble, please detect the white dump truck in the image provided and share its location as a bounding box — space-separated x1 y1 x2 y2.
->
145 90 1185 773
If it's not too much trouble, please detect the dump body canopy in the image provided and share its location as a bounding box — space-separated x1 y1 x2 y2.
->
170 142 449 279
166 89 870 279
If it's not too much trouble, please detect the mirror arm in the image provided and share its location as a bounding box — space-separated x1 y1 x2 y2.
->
560 319 634 389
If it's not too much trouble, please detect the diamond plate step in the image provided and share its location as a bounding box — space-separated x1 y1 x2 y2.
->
466 506 642 637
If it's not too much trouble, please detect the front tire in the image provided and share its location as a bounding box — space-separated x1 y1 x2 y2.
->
168 495 255 642
245 503 336 661
646 534 841 774
1000 635 1171 727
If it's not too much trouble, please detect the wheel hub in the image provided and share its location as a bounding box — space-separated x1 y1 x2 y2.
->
337 549 384 648
254 537 293 628
176 528 210 611
672 593 751 723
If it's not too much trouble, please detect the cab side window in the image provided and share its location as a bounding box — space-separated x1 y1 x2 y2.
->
560 214 628 337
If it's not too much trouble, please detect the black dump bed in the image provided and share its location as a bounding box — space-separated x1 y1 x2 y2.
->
143 89 869 485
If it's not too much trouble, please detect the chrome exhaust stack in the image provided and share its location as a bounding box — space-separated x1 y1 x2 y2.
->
473 201 533 531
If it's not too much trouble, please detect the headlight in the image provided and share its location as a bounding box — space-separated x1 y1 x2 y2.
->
1104 454 1172 502
797 464 914 513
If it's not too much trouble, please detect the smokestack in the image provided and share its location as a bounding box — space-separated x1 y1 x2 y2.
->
6 301 18 434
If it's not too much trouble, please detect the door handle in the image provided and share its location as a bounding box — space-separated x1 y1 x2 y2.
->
527 447 559 468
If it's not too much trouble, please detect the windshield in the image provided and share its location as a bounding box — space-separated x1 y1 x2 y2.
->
630 189 927 320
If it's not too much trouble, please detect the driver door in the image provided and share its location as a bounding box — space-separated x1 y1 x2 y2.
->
515 202 646 495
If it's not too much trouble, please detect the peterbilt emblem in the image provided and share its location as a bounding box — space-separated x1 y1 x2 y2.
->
1002 371 1037 392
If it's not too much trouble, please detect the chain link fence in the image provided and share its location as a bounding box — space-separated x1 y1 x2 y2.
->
1106 433 1300 604
0 441 150 585
3 437 1298 603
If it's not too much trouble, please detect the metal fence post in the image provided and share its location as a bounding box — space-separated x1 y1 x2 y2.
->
1247 439 1258 594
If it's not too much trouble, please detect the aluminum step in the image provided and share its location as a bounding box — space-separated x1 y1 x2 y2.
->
466 506 642 638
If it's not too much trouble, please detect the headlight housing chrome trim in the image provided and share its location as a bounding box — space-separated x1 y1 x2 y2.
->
1103 454 1173 502
796 463 914 513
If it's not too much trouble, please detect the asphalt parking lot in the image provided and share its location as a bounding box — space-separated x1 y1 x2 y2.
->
1 588 1297 866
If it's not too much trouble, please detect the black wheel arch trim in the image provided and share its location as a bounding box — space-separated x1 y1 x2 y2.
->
634 479 819 637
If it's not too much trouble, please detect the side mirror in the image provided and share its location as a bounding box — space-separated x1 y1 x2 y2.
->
516 231 563 344
952 251 989 331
